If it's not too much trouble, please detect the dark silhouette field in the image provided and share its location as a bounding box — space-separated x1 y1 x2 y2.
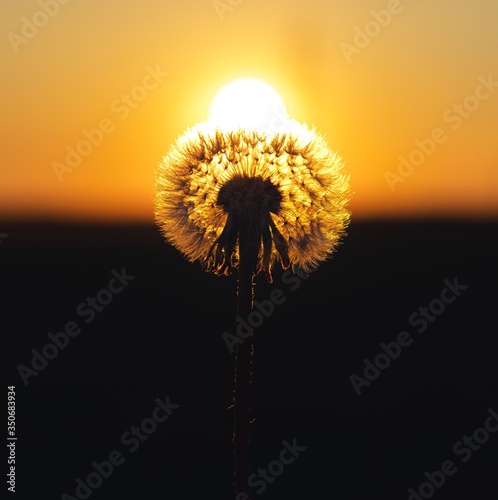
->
3 219 498 499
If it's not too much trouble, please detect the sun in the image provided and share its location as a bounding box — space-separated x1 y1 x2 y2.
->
209 78 289 131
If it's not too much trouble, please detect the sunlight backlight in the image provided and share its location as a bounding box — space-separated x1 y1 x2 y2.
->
209 78 288 131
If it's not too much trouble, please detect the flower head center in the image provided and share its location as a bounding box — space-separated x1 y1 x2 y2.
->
216 176 282 215
204 175 288 281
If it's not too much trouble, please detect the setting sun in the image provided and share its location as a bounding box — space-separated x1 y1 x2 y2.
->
2 0 497 222
209 78 288 131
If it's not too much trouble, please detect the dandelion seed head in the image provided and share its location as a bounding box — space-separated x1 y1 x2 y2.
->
155 119 351 280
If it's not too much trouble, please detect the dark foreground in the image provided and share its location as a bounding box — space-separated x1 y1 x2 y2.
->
2 219 498 499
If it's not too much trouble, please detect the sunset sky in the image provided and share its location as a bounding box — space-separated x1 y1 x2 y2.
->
2 0 497 222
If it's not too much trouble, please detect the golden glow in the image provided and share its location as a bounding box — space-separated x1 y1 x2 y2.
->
209 78 288 131
2 1 498 222
155 121 350 278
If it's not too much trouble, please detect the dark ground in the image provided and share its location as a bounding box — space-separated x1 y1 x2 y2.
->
2 218 498 499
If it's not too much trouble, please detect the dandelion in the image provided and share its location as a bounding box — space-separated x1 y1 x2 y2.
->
154 118 351 497
155 119 351 282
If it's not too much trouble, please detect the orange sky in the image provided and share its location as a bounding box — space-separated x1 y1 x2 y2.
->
2 0 497 222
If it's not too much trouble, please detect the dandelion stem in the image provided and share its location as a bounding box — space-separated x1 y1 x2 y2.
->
234 246 253 496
